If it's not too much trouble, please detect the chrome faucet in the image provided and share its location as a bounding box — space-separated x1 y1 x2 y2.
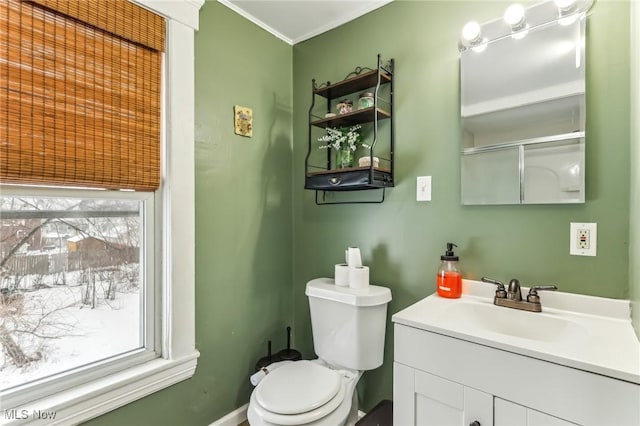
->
481 277 557 312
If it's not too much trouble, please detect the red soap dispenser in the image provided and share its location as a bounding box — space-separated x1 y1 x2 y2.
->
437 243 462 298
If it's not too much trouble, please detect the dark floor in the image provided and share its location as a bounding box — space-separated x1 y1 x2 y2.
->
355 400 393 426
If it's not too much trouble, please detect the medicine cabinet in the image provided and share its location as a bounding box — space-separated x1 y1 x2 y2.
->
459 0 591 205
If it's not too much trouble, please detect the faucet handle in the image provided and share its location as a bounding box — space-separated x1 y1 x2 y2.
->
481 277 507 298
527 285 558 303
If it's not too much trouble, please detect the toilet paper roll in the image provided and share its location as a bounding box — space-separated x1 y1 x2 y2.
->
334 263 350 287
349 265 369 290
347 246 362 268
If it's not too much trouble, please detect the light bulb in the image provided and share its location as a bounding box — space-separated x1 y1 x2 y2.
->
462 21 482 44
504 4 526 30
504 3 524 26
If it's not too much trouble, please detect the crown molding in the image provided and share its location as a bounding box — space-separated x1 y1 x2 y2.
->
217 0 393 46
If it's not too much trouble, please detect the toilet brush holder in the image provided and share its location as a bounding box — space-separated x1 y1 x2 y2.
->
277 326 302 361
255 340 276 371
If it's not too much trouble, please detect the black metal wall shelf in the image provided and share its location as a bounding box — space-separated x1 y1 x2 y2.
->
304 54 395 205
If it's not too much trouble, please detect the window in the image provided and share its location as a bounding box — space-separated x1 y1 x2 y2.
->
0 190 156 408
0 1 202 422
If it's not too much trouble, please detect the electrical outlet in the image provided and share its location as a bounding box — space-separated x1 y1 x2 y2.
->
577 229 590 249
570 222 597 256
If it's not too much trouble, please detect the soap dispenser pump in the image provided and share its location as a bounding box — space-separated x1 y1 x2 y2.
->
437 242 462 298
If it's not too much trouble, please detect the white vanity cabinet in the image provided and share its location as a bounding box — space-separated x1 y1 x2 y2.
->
394 363 575 426
393 323 639 426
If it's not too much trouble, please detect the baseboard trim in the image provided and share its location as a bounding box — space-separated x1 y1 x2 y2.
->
209 403 248 426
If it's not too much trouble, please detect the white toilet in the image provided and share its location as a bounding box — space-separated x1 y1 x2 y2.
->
247 278 392 426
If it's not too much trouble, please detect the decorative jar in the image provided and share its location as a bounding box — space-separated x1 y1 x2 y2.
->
358 92 374 109
336 99 353 115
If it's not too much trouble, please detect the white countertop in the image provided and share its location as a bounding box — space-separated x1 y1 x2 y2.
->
392 280 640 384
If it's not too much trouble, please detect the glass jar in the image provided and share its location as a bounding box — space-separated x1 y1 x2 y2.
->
336 147 355 169
358 92 374 109
336 99 353 115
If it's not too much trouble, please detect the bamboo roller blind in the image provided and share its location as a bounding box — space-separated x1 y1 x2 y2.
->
1 0 165 191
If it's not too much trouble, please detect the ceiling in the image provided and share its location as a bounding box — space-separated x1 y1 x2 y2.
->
218 0 394 45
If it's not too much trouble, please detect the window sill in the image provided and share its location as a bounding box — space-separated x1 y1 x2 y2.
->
0 351 200 426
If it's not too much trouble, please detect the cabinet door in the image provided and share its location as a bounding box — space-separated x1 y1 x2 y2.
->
413 368 492 426
394 362 416 426
495 398 577 426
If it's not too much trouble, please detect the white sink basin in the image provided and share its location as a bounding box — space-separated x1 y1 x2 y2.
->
443 300 588 343
391 279 640 384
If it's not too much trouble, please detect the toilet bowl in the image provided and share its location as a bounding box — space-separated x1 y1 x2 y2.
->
247 360 360 426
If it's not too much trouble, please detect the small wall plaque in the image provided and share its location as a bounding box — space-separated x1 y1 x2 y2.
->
234 105 253 137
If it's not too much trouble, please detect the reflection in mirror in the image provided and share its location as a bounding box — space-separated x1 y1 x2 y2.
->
459 0 593 205
462 148 520 204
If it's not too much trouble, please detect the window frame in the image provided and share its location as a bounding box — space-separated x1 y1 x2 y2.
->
0 1 202 423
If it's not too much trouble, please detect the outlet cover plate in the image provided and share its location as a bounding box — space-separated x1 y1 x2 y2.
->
570 222 597 256
416 176 432 201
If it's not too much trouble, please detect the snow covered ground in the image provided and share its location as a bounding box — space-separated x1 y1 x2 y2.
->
0 282 140 391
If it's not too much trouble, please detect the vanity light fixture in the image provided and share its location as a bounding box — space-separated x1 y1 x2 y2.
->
458 0 594 52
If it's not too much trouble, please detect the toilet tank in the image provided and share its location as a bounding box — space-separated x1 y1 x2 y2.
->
305 278 392 371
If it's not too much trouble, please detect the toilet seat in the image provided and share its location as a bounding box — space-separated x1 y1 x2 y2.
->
250 382 346 425
250 361 349 425
256 361 342 414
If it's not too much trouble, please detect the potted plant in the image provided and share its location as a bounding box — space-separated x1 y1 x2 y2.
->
317 125 368 169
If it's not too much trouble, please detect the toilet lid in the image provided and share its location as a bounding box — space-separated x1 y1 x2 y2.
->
256 361 341 415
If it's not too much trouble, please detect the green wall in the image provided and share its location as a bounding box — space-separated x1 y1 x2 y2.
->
191 1 293 420
85 2 293 425
86 1 632 424
292 0 630 412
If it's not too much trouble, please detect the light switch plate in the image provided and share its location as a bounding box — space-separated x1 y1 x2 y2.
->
570 222 597 256
416 176 432 201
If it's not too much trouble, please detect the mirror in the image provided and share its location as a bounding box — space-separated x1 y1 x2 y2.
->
459 1 589 205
